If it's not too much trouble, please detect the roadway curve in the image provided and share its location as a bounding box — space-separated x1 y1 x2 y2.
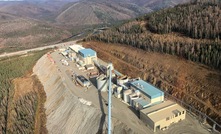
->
0 40 77 58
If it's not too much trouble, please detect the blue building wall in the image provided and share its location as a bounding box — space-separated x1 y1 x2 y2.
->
79 48 96 58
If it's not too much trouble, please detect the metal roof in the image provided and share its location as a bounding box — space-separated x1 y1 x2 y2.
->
140 100 185 122
134 98 149 107
130 80 164 99
69 45 85 53
79 48 96 58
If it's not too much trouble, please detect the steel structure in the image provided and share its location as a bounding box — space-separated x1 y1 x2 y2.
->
107 63 113 134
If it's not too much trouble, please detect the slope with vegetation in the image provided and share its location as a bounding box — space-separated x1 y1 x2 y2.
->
0 50 48 134
55 0 149 26
0 0 191 27
0 1 68 22
84 0 221 127
147 1 221 39
129 0 190 10
0 12 71 54
86 1 221 70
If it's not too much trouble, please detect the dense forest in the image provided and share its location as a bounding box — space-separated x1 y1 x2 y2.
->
85 1 221 70
147 1 221 39
0 50 48 134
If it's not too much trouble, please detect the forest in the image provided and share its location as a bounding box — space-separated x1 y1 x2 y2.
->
0 50 48 134
85 1 221 70
147 1 221 39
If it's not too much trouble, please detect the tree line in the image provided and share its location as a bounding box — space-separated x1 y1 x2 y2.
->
0 50 47 134
85 2 221 70
147 1 221 39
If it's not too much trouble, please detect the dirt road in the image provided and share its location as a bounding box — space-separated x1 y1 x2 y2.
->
0 40 77 58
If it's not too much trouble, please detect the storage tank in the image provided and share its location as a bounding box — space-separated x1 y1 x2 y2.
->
96 74 108 92
129 94 139 106
123 89 132 103
117 76 129 85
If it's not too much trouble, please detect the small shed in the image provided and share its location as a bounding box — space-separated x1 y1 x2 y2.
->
76 75 90 87
85 64 94 70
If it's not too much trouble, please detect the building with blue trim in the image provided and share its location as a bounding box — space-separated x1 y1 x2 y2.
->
130 79 164 104
78 48 97 65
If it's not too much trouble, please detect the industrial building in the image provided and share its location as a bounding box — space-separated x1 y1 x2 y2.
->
140 100 186 132
85 64 94 70
132 98 149 110
123 89 133 103
113 86 123 99
130 80 164 104
76 75 90 87
69 45 85 53
78 48 97 65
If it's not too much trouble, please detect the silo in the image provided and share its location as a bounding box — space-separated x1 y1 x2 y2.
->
96 74 108 92
123 89 132 103
129 94 139 106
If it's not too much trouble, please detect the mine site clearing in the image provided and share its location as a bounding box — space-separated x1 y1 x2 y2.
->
48 43 212 134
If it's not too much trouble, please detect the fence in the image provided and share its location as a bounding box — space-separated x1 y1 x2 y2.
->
164 91 221 132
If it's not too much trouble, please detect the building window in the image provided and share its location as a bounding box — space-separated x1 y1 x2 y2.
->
166 117 170 121
182 111 185 114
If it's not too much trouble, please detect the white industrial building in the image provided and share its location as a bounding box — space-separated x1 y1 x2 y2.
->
130 80 164 104
78 48 97 65
69 45 85 53
140 100 186 132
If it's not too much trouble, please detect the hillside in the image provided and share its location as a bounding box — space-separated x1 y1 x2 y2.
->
0 0 191 27
0 12 71 54
86 2 221 70
0 1 149 26
55 1 150 26
0 1 68 22
84 1 221 127
147 2 221 39
129 0 190 10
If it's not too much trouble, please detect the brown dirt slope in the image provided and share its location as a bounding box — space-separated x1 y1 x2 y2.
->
83 41 221 125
